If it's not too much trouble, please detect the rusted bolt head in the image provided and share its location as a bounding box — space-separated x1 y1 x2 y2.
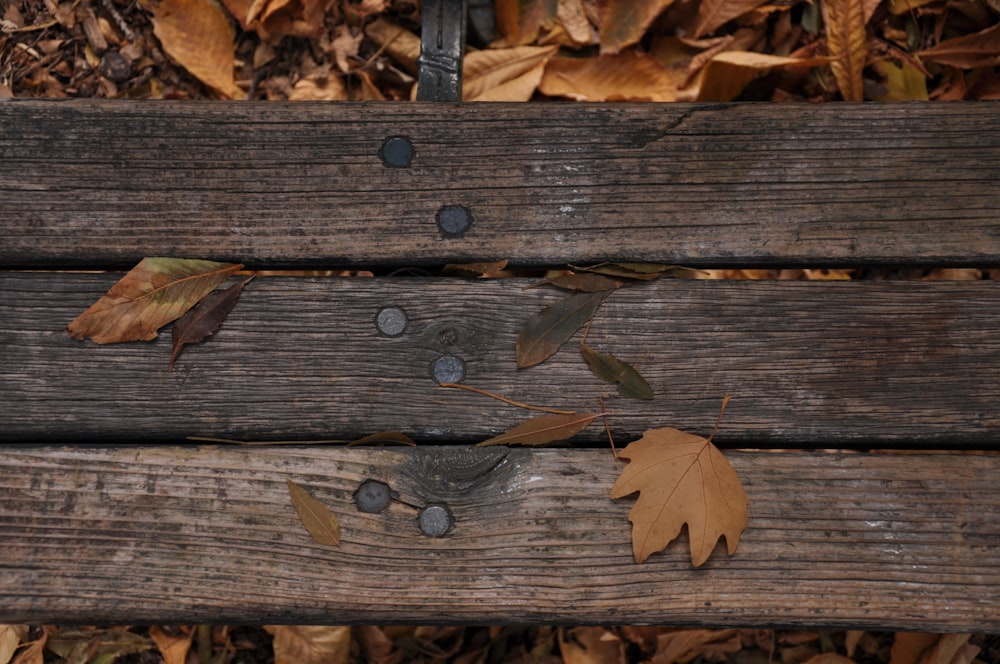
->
432 355 465 384
437 205 472 237
376 307 408 337
354 479 391 513
418 504 453 537
380 136 415 168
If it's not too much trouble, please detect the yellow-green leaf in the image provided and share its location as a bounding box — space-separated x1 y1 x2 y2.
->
286 479 341 546
67 257 243 344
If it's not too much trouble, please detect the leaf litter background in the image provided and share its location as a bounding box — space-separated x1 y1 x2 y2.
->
3 0 1000 660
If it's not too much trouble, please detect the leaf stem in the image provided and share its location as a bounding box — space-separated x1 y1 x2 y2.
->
707 393 731 444
438 383 577 415
600 395 618 460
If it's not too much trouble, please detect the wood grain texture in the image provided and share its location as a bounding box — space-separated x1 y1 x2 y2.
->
0 445 996 629
3 273 999 446
2 101 1000 268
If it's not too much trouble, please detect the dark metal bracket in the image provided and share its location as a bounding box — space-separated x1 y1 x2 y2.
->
416 0 468 101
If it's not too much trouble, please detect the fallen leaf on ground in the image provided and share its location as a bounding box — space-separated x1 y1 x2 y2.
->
558 627 624 664
691 51 829 101
517 291 609 368
478 412 599 446
652 629 742 664
0 626 26 664
540 51 683 101
67 258 243 344
599 0 676 54
572 262 702 280
690 0 769 38
580 342 654 400
349 431 416 446
443 260 510 278
169 277 251 371
148 627 193 664
802 655 859 664
823 0 866 101
45 629 154 662
611 427 749 565
917 23 1000 68
525 273 626 292
463 45 558 101
286 480 341 546
145 0 244 98
264 626 351 664
891 633 980 664
494 0 558 45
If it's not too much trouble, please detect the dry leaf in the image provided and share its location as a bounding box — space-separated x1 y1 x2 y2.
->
691 0 769 37
558 627 624 664
478 412 599 446
525 273 626 292
652 629 742 664
169 277 250 371
146 0 243 98
516 291 609 368
350 431 416 446
891 633 980 664
364 18 420 74
67 258 243 344
0 626 26 664
463 45 558 101
45 629 153 662
443 260 510 277
148 627 193 664
540 51 683 100
495 0 559 45
824 0 867 101
611 427 749 565
802 656 859 664
692 51 829 101
223 0 324 38
599 0 676 53
264 626 351 664
918 23 1000 68
580 342 654 400
572 262 702 280
871 60 928 100
289 74 347 100
286 479 341 546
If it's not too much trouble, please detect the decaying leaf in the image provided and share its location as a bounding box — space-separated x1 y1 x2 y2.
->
145 0 244 98
599 0 677 54
580 342 654 400
824 0 867 101
693 51 829 101
68 258 243 344
890 633 981 664
364 18 420 74
539 51 683 101
169 277 251 371
494 0 558 45
264 626 351 664
349 431 416 446
478 412 599 446
286 479 341 546
45 629 154 662
611 427 749 565
917 23 1000 69
517 291 609 368
526 272 626 292
463 45 559 101
0 626 26 664
148 627 194 664
558 627 625 664
691 0 770 37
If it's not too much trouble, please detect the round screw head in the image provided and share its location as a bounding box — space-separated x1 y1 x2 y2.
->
376 307 408 337
379 136 415 168
437 205 472 237
432 355 465 384
354 479 392 513
418 504 453 537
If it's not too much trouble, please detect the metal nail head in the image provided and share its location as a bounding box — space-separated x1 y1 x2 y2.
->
432 355 465 384
354 479 392 513
379 136 415 168
418 504 453 537
437 205 472 237
376 307 408 337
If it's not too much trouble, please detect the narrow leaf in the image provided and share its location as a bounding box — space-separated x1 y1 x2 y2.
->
478 412 599 446
571 262 703 280
169 277 251 371
443 260 510 278
286 479 341 546
611 428 749 566
525 273 626 292
917 23 1000 69
67 257 243 344
581 342 654 400
516 291 609 368
824 0 866 101
350 431 417 446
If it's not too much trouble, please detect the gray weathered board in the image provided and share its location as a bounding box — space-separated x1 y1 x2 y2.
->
2 274 999 446
2 101 999 268
1 446 997 630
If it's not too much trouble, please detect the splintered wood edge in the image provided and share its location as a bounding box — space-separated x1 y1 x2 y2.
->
0 446 997 630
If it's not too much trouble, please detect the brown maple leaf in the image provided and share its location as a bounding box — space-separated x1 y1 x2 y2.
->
610 427 749 566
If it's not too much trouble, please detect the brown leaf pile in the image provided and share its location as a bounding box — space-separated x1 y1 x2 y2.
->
5 0 998 100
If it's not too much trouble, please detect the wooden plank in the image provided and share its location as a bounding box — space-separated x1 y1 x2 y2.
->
0 445 996 629
2 101 1000 268
3 273 999 446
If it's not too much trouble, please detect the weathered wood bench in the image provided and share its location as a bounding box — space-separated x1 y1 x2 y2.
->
1 100 998 631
